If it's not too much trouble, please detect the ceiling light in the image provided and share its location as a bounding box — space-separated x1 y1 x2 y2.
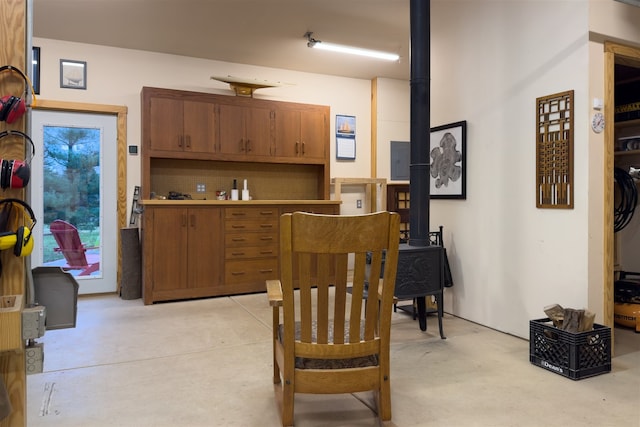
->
304 32 399 62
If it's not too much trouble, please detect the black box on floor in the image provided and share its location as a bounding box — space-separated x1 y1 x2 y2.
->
529 318 611 380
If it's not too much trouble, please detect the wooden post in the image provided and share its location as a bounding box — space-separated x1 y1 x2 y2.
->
0 0 28 426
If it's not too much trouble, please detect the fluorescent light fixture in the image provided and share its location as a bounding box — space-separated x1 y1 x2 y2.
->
304 32 399 62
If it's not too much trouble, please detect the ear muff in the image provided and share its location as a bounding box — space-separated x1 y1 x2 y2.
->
0 65 37 124
0 130 35 189
0 198 37 257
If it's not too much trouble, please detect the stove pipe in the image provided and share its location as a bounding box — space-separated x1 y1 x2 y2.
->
408 0 430 247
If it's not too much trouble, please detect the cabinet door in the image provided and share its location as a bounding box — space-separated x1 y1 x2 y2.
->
299 109 326 160
183 100 217 153
148 208 188 293
218 103 246 155
149 97 184 152
275 109 326 160
219 104 273 157
275 109 300 158
187 207 223 288
245 106 274 157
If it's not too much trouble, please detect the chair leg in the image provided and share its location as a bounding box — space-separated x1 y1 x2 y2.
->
272 308 281 384
282 381 295 427
378 379 392 421
436 293 446 339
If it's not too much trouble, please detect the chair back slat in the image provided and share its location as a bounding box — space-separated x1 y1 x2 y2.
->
50 219 89 267
281 212 400 352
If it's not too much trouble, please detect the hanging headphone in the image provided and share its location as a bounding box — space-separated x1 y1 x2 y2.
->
0 130 34 189
0 198 36 257
0 65 37 124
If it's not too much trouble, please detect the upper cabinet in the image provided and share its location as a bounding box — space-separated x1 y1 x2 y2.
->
275 105 328 162
218 103 274 159
141 87 332 199
146 92 217 155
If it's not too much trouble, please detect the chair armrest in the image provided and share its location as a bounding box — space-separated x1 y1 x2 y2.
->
266 279 283 307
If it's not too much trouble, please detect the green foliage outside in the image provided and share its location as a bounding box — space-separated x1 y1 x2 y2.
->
42 126 101 263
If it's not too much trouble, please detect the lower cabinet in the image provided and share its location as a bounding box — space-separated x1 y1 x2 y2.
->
142 206 223 304
142 202 340 304
223 206 279 294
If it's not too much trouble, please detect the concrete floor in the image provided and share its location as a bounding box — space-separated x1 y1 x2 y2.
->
27 293 640 427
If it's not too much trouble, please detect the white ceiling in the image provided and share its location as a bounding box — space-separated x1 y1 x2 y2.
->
33 0 412 81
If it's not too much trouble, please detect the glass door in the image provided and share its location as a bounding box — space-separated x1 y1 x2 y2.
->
30 110 118 294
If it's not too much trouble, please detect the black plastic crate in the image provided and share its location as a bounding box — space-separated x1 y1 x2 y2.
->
529 318 611 380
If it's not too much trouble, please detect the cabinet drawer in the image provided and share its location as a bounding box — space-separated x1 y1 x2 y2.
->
225 258 278 285
225 207 279 219
226 246 277 260
225 232 277 247
225 218 278 232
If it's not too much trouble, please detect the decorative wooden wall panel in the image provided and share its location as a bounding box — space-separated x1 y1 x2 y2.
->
536 90 574 209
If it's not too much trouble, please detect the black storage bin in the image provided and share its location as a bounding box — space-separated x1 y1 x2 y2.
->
529 318 611 380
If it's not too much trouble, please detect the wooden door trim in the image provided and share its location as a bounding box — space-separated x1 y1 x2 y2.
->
33 99 128 289
603 42 640 334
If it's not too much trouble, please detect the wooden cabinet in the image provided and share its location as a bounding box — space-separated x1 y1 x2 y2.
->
275 106 327 161
141 202 340 303
143 206 223 304
218 103 274 158
387 184 410 243
148 95 217 155
223 207 279 293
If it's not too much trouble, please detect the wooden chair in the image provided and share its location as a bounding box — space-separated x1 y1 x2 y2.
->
266 211 400 426
50 220 100 276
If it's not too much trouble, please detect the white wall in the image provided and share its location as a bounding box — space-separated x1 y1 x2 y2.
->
412 0 591 337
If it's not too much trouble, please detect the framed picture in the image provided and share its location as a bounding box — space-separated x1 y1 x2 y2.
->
60 59 87 89
32 46 40 94
429 120 466 199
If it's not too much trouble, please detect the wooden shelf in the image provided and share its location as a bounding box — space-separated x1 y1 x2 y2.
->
615 118 640 129
615 149 640 157
331 178 387 213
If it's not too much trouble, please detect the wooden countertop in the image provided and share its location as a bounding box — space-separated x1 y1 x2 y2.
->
141 199 341 206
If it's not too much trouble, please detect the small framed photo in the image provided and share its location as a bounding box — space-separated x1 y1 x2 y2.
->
32 47 40 94
60 59 87 89
430 120 467 199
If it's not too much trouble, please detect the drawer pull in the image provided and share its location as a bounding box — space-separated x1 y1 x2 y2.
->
232 225 246 229
232 238 246 242
260 236 274 241
231 212 246 217
231 251 245 256
260 224 273 229
260 211 274 215
260 250 274 255
231 271 246 276
259 269 274 273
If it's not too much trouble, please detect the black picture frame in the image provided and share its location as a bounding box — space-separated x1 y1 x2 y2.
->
60 59 87 89
32 46 40 95
429 120 467 200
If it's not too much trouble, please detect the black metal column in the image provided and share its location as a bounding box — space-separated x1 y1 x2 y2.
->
408 0 431 247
